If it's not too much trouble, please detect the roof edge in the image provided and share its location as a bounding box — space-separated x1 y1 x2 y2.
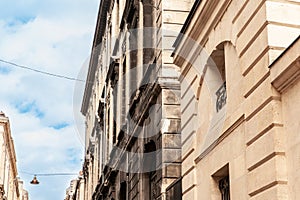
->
173 0 202 50
81 0 112 116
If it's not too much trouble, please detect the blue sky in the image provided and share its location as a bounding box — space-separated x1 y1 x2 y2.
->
0 0 99 199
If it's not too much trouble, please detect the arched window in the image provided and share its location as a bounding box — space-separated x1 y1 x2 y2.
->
208 42 227 112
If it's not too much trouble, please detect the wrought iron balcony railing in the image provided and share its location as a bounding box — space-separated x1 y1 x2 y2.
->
216 82 227 112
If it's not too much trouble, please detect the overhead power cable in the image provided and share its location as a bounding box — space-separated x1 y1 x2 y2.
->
0 58 86 82
19 170 78 176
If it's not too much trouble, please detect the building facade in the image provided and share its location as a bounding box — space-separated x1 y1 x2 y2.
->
65 177 85 200
173 0 300 200
81 0 194 199
0 112 28 200
17 179 28 200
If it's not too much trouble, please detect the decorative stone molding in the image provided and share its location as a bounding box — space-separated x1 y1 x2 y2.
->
270 36 300 93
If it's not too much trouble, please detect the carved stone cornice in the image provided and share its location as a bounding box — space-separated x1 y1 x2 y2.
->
173 0 232 77
81 0 113 115
270 35 300 93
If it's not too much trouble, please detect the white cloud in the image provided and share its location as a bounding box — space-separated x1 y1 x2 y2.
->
0 0 99 199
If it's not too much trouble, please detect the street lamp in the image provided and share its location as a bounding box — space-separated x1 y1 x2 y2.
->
20 171 79 185
30 175 39 185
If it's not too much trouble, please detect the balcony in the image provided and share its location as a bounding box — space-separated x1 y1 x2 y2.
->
216 82 226 112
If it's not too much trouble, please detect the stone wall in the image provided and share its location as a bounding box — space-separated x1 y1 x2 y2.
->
173 0 300 199
82 0 194 199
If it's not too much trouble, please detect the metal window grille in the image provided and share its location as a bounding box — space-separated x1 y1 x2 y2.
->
219 176 230 200
216 82 227 112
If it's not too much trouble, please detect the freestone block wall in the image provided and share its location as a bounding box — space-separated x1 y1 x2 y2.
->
174 0 300 199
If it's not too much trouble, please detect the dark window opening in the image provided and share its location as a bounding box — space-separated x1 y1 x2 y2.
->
119 182 127 200
212 164 230 200
144 140 157 200
219 176 230 200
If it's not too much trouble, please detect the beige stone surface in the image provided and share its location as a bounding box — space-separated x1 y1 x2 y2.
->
182 131 196 155
182 148 195 174
249 184 289 200
174 0 300 199
247 155 288 196
161 65 181 78
233 0 264 37
282 78 300 200
181 111 197 134
162 11 189 24
162 50 175 64
80 0 300 199
230 175 248 200
81 0 195 199
162 104 181 119
182 169 196 192
224 42 244 114
267 24 300 49
240 27 269 75
246 126 286 171
245 99 282 144
243 77 280 120
242 53 269 98
164 163 181 178
266 1 300 25
231 155 247 180
162 134 181 148
161 23 184 34
182 186 197 199
162 148 181 163
161 0 193 11
235 2 267 55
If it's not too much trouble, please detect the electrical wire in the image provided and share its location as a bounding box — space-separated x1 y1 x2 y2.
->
19 170 78 176
0 58 86 82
